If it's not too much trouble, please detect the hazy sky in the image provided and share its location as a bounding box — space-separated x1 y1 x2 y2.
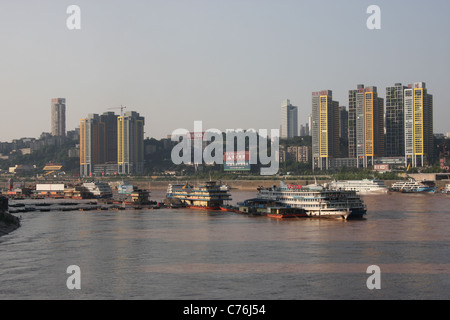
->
0 0 449 142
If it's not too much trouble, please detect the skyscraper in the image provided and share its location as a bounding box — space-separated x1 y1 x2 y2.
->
404 82 433 167
348 85 385 166
312 90 340 170
385 83 408 157
339 106 348 140
339 106 349 158
300 124 306 137
280 99 298 139
348 85 364 158
80 112 120 177
80 110 145 176
117 111 145 175
355 86 384 167
51 98 66 137
100 112 118 163
80 114 101 177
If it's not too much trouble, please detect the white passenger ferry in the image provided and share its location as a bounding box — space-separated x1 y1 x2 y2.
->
256 181 367 220
329 179 388 194
390 179 436 193
443 184 450 194
82 181 113 198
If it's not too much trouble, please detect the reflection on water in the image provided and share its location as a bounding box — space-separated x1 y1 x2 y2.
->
0 191 449 299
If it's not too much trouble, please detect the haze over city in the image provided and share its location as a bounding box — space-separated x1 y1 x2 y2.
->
0 0 449 142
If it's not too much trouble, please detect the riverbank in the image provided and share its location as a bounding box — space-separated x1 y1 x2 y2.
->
129 179 415 191
1 176 448 192
0 211 21 237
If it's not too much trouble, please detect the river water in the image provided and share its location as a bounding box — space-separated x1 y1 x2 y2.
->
0 190 449 300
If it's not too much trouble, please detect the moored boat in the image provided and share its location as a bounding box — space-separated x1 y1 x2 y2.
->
166 181 232 210
257 181 366 220
390 178 436 193
82 181 113 198
236 198 281 216
443 184 450 194
329 179 388 194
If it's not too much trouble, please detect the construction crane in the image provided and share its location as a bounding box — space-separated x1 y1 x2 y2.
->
108 105 127 116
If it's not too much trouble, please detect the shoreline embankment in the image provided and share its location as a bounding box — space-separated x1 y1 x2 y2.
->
1 178 447 192
0 213 21 237
0 197 20 237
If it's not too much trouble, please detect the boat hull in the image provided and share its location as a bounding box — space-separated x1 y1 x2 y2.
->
267 213 308 219
401 188 436 193
305 208 366 220
187 205 221 211
219 206 237 212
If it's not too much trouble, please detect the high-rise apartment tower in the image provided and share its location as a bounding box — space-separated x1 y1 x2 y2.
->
385 83 408 157
51 98 66 137
355 86 385 167
117 111 145 175
281 99 298 139
312 90 340 170
404 82 433 167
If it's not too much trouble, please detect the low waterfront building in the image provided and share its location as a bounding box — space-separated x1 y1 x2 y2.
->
35 184 65 197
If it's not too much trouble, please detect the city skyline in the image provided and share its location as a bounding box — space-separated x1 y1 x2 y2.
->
0 0 449 142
